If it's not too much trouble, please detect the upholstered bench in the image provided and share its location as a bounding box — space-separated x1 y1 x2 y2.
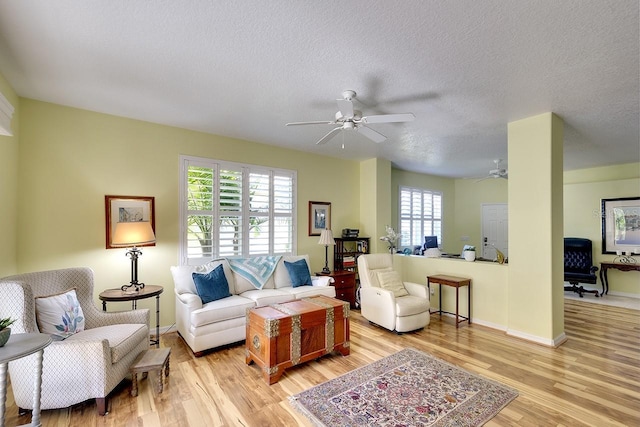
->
130 348 171 396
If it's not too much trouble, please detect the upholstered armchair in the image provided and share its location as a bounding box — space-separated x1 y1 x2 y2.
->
357 254 430 333
564 238 600 297
0 267 150 415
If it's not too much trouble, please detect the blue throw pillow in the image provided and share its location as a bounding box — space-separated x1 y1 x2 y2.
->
284 259 312 288
192 264 232 304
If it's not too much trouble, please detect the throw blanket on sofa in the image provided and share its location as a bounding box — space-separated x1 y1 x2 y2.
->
226 256 282 290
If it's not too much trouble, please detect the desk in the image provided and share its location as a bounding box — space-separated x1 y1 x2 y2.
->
599 262 640 295
427 275 471 328
0 333 51 427
99 285 163 348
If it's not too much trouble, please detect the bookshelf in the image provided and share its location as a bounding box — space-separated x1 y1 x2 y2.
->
333 237 370 273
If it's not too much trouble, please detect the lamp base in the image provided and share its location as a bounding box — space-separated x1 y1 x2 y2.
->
121 282 145 293
321 267 331 274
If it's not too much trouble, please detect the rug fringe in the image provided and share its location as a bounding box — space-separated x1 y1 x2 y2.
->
287 396 326 427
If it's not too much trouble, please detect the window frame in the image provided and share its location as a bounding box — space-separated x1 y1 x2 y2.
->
179 155 297 265
398 185 443 249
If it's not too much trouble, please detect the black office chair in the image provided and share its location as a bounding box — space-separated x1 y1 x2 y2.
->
564 237 599 297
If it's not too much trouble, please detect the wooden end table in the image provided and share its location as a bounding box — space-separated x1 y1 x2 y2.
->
99 285 163 348
316 270 357 308
427 275 471 328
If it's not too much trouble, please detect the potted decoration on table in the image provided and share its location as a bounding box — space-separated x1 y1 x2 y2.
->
463 245 476 262
380 225 400 254
0 317 15 347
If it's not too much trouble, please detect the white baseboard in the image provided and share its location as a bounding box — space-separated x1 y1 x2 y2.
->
470 317 507 332
506 328 566 347
607 290 640 299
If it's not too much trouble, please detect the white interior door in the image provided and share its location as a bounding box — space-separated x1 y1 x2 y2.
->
481 203 508 259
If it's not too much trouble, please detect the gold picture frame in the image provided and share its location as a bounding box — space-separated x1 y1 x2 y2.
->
105 195 156 249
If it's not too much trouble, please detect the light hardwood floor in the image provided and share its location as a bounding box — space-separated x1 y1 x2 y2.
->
6 299 640 426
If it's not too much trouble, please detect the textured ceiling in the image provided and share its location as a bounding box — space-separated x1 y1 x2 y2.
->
0 0 637 178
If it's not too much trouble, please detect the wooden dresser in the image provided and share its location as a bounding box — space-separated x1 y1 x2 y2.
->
317 270 357 308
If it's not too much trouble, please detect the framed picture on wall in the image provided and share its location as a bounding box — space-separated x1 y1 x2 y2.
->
601 197 640 254
105 195 156 249
308 201 331 236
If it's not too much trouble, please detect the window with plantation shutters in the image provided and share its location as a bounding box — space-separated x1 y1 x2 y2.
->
180 156 296 265
399 186 442 248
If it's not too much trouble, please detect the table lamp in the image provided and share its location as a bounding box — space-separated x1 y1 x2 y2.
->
318 229 335 274
112 221 156 292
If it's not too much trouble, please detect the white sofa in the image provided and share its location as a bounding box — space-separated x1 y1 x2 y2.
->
171 255 335 355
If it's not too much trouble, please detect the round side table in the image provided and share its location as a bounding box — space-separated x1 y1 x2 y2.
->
99 285 163 348
0 333 51 427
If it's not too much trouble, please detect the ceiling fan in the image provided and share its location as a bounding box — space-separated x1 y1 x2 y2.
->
286 90 415 145
476 159 508 182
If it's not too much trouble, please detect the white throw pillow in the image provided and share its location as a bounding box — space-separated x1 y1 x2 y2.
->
376 270 409 297
35 288 85 338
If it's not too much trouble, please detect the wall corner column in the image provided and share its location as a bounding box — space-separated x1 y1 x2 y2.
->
507 112 565 345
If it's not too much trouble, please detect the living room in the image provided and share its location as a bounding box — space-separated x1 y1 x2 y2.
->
0 1 638 426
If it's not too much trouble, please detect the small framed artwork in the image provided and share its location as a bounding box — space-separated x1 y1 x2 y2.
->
105 195 156 249
601 197 640 254
309 201 331 236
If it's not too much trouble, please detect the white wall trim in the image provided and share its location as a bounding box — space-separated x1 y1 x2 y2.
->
0 91 15 136
506 328 567 347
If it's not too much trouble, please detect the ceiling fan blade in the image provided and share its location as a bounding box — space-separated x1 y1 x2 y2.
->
361 113 415 124
286 121 335 126
336 99 354 118
357 125 387 143
475 176 492 183
316 127 342 145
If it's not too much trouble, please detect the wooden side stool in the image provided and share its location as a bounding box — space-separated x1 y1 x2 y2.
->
130 347 171 397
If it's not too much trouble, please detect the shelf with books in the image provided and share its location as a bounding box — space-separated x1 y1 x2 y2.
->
334 237 370 273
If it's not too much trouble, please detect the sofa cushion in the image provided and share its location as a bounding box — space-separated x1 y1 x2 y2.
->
376 270 409 297
65 323 148 364
240 289 293 306
171 260 236 295
274 255 311 289
190 295 255 327
284 259 313 287
279 285 337 300
192 265 232 303
35 288 85 338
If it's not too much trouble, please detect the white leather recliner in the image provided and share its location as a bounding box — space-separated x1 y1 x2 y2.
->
357 253 430 332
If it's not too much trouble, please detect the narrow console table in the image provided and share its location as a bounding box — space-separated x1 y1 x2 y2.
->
427 274 471 328
0 333 52 427
599 262 640 295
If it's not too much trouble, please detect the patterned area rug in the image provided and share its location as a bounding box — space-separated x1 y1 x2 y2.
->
289 348 518 427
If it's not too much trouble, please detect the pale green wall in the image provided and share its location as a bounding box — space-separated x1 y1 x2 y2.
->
452 178 508 253
0 73 19 277
361 158 392 253
390 169 456 252
16 99 361 327
564 163 640 295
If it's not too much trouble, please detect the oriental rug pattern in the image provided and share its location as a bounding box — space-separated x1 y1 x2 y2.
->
289 348 518 427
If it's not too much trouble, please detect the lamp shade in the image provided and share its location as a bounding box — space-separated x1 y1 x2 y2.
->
318 229 335 246
112 221 156 247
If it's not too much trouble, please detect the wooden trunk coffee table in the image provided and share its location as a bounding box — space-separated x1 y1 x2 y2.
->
245 296 350 384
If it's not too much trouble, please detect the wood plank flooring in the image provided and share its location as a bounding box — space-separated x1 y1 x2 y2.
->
6 299 640 426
